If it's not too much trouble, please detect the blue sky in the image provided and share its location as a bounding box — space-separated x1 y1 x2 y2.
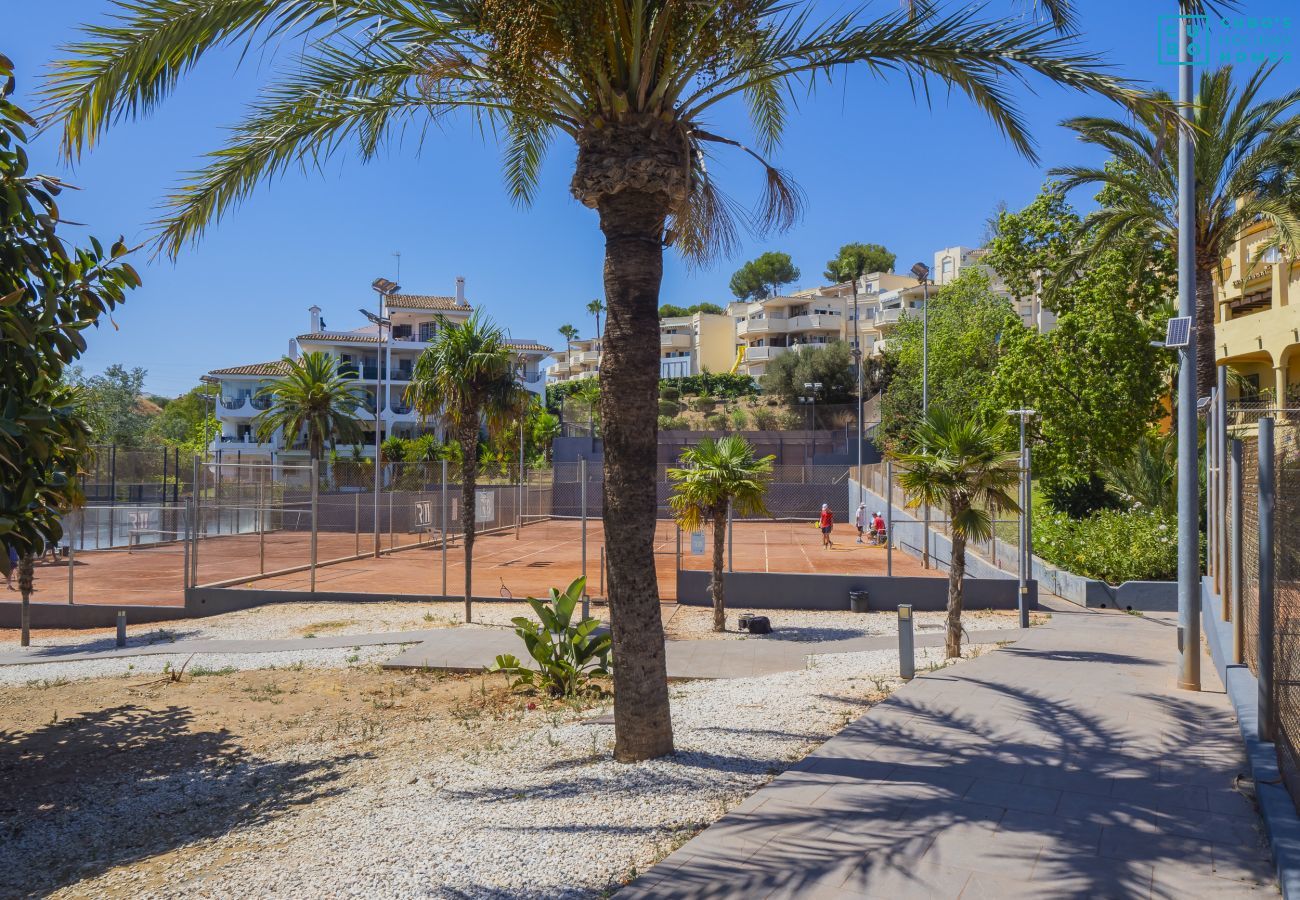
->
9 2 1298 395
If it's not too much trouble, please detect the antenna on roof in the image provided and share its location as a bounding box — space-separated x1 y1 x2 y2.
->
393 251 401 283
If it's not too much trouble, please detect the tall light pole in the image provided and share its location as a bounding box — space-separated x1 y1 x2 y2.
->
367 277 399 559
800 381 822 465
1175 11 1201 691
849 277 864 490
911 262 932 415
911 261 932 566
1008 408 1036 630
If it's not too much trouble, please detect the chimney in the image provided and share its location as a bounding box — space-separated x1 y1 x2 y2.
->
309 305 322 332
455 276 466 306
288 338 298 360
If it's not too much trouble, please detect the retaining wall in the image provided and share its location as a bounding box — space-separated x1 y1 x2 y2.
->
675 570 1035 612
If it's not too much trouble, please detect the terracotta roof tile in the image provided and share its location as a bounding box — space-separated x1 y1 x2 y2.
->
506 340 553 352
297 332 385 344
385 294 471 311
208 360 292 377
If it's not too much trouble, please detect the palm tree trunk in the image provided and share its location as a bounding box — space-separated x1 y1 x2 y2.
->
18 552 34 648
946 532 966 658
458 418 479 623
1195 261 1217 400
711 507 728 633
596 189 674 762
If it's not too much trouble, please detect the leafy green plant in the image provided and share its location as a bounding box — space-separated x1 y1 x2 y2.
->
488 577 611 697
751 408 777 430
690 395 717 414
704 412 729 431
1032 507 1176 584
658 415 689 431
658 399 681 417
729 408 749 430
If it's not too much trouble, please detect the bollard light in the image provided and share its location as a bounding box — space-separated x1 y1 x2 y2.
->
898 604 915 680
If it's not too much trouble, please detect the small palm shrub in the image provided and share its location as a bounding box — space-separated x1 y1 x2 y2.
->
488 577 611 697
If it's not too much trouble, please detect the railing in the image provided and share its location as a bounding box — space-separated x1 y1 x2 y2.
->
788 313 841 331
221 397 246 410
389 402 413 415
249 396 271 411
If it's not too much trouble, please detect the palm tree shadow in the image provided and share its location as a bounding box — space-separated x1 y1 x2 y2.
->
0 704 362 895
622 675 1265 899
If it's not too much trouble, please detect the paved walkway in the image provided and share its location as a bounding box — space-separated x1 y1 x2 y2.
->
623 602 1277 898
0 623 1025 680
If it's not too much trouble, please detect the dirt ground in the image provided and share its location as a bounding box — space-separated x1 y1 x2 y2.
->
0 665 596 898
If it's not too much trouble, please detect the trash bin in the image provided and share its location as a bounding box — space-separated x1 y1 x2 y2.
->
849 589 870 613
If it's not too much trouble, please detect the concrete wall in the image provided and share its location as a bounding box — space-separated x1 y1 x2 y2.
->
676 570 1035 611
0 601 192 629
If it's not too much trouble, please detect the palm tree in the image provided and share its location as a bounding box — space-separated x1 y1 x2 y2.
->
587 298 606 345
1050 63 1300 398
406 311 525 623
668 436 774 632
44 0 1149 763
254 352 363 463
557 323 579 374
891 409 1020 658
1103 430 1177 516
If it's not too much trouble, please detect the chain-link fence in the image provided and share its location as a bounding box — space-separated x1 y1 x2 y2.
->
80 445 190 503
1272 424 1300 809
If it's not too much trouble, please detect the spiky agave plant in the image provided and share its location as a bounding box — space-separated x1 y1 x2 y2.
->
45 0 1150 762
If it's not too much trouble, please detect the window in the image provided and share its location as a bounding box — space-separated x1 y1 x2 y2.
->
941 257 954 279
419 321 436 342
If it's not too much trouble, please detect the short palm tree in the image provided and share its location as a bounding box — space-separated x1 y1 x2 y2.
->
891 409 1020 658
406 311 525 623
1051 63 1300 397
1103 431 1177 516
587 299 606 344
557 323 579 373
44 0 1150 763
668 436 775 632
254 352 363 463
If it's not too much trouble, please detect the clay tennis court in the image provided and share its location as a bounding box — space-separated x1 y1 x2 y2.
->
9 517 938 611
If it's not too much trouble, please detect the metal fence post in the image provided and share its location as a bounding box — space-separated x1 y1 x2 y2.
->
1231 437 1244 665
898 604 915 680
441 458 448 597
67 509 76 604
1207 388 1217 586
1217 368 1229 612
885 458 893 577
388 487 395 552
727 503 734 574
182 499 191 592
1259 416 1276 743
191 455 200 587
580 456 588 589
310 459 320 593
258 477 266 575
354 491 360 557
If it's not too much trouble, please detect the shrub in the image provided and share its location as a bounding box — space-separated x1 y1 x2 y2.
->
660 385 681 402
487 577 611 697
660 372 758 399
690 395 717 413
658 415 689 430
778 411 803 431
751 408 777 430
658 399 680 417
704 412 729 431
730 408 749 430
1042 474 1121 519
1032 508 1176 584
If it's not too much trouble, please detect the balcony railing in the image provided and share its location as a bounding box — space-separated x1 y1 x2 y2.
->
221 397 246 410
389 402 413 415
249 396 271 411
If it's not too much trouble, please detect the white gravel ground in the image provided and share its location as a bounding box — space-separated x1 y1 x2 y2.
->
41 643 990 899
0 645 400 686
666 606 1040 641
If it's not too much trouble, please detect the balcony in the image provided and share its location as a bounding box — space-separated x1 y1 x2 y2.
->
872 339 890 356
249 395 272 411
743 345 788 362
660 332 691 349
737 317 788 338
876 308 903 329
579 350 602 363
221 396 246 411
787 313 842 332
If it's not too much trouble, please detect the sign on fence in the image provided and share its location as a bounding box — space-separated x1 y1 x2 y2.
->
690 530 705 555
476 490 494 524
415 501 433 531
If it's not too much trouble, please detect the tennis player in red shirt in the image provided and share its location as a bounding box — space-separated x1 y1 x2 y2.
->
818 503 834 548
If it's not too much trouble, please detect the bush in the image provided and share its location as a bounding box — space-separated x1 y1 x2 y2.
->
487 577 611 697
690 395 717 413
658 399 680 417
751 408 777 430
660 385 681 402
730 408 749 430
778 411 803 431
1032 508 1176 584
1043 474 1121 519
658 415 689 430
704 412 729 431
660 372 758 399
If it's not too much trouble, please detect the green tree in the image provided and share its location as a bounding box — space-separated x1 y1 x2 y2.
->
0 60 140 645
407 311 525 622
983 183 1079 306
1050 63 1300 396
760 341 857 407
668 436 774 632
823 242 895 283
986 249 1166 484
879 269 1022 441
891 409 1020 657
586 298 606 340
659 301 726 317
71 363 151 447
44 0 1150 763
149 383 219 455
557 323 579 366
253 352 363 462
729 251 801 301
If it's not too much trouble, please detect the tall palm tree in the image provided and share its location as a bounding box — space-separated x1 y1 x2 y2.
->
407 311 525 623
1050 63 1300 397
44 0 1148 764
557 323 579 374
587 298 606 345
254 352 363 463
668 436 774 632
891 408 1020 658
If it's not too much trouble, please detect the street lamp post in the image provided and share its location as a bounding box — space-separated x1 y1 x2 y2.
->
1175 11 1200 692
366 277 400 559
1008 408 1036 629
800 382 822 466
911 262 932 566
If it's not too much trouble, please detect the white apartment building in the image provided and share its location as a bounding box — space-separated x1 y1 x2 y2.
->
547 336 603 383
207 278 551 459
933 245 1055 332
548 310 736 382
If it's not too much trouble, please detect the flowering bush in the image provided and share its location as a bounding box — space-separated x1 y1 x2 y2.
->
1033 508 1177 585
